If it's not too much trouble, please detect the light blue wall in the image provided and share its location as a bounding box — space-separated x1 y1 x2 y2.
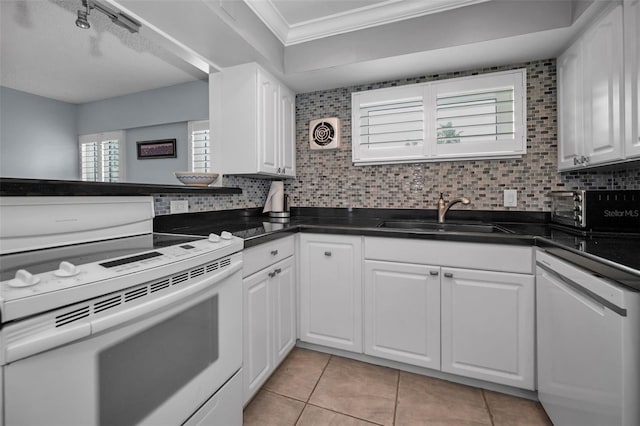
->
76 79 209 135
1 79 208 182
125 123 189 184
0 86 78 179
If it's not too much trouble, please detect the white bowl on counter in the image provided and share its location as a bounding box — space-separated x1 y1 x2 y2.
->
174 172 219 186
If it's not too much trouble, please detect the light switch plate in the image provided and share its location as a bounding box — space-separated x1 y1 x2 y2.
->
170 200 189 214
503 190 517 207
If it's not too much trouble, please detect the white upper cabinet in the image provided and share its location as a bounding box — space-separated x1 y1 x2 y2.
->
557 42 584 170
352 69 526 165
212 62 296 178
625 0 640 159
581 4 624 166
558 3 630 170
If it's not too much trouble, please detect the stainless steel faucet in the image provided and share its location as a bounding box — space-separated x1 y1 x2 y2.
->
437 192 471 223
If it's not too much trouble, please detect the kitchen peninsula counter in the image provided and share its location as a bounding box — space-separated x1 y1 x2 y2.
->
154 207 640 291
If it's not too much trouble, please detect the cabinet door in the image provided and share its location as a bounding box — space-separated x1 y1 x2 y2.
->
280 86 296 177
625 0 640 158
557 41 584 170
441 268 535 390
299 234 362 352
242 269 272 404
257 69 279 175
582 5 624 166
364 260 440 369
272 257 296 366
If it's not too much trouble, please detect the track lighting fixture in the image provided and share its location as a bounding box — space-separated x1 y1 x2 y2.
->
75 0 141 33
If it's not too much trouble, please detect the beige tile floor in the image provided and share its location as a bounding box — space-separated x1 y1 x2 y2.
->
243 348 553 426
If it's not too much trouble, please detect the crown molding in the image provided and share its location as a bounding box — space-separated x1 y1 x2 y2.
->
244 0 491 46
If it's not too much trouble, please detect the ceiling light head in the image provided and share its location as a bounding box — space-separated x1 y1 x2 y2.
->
75 9 90 29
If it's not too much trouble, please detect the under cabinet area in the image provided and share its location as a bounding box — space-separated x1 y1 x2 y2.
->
363 237 535 390
298 233 363 352
212 62 296 178
242 236 296 405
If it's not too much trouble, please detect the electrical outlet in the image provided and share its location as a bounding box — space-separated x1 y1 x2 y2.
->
503 190 517 207
170 200 189 214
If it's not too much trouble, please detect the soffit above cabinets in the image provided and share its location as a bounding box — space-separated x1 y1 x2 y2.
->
243 0 492 46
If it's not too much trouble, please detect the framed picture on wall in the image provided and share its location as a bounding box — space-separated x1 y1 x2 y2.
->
136 139 177 159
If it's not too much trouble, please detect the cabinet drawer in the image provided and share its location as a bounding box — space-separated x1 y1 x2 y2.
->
365 237 533 274
243 235 295 277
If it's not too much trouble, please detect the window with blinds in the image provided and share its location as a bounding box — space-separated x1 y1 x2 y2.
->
188 120 211 172
352 85 427 163
79 131 124 182
436 89 514 144
351 69 526 165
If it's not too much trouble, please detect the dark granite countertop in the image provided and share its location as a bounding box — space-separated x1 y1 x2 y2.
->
154 207 640 291
0 177 242 196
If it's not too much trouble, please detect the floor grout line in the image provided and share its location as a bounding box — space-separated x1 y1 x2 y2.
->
305 402 386 426
392 369 400 426
481 389 496 426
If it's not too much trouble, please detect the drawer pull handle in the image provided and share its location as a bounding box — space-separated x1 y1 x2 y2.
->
275 268 282 274
444 272 453 278
270 250 278 256
324 251 332 257
429 271 439 276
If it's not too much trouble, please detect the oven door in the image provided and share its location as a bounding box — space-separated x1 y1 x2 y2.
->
3 257 242 426
551 191 581 228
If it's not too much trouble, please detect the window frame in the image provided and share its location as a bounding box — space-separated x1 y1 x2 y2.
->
351 69 527 165
187 120 211 173
78 130 125 182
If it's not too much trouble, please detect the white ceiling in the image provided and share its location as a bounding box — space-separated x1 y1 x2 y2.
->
245 0 491 45
0 0 598 104
0 0 206 104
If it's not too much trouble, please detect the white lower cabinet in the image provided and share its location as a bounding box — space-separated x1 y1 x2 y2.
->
363 236 535 390
242 239 295 405
299 233 363 352
441 268 535 390
364 260 441 369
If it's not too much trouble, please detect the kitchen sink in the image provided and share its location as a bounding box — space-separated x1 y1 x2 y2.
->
378 220 511 233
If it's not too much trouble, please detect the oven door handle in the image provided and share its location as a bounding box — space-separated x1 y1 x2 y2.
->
91 260 242 335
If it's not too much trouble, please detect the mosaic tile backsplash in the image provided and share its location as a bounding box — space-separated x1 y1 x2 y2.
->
154 58 639 215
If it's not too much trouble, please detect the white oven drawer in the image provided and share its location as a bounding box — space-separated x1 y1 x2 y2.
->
184 369 242 426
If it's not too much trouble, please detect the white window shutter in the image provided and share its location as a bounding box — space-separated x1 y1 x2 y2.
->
431 70 526 159
79 131 124 182
188 120 211 172
351 69 526 165
352 85 427 164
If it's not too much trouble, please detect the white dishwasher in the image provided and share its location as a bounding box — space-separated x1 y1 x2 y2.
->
536 249 640 426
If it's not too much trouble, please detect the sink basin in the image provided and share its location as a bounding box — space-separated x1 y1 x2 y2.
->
378 220 510 233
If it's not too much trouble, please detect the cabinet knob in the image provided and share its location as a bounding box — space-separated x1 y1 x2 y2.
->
268 271 276 278
429 271 439 276
270 250 278 256
444 272 453 278
275 268 281 274
324 251 332 257
583 155 590 164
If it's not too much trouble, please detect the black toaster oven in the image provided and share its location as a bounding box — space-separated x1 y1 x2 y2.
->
550 190 640 232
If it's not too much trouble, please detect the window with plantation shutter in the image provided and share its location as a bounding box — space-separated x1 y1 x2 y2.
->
352 85 427 164
188 120 211 172
79 131 124 182
351 69 526 165
431 70 525 159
